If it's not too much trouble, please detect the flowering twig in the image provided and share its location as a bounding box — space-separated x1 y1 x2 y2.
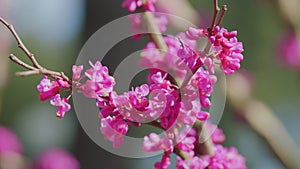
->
0 17 71 84
141 5 215 158
210 0 220 32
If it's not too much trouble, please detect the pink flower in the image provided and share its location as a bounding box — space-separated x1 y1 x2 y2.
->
80 61 115 98
0 126 22 155
196 111 210 121
192 68 217 108
140 34 196 80
100 116 128 148
142 133 173 152
210 26 244 74
96 95 115 118
206 122 226 144
72 65 83 81
34 148 79 169
202 145 247 169
177 42 203 72
177 135 196 152
110 84 151 122
122 0 156 12
186 27 208 40
122 0 143 12
176 156 205 169
37 76 60 101
50 94 71 118
277 30 300 69
154 152 171 169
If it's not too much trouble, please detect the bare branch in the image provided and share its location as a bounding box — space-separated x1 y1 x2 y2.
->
16 70 40 76
0 17 72 84
193 120 214 156
143 12 168 52
9 54 38 71
0 17 41 69
210 0 220 32
216 5 227 26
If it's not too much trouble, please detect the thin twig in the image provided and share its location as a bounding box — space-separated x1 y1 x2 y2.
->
210 0 220 32
143 12 168 52
9 54 38 71
193 120 214 155
0 17 72 84
16 70 40 76
0 17 41 69
216 5 227 26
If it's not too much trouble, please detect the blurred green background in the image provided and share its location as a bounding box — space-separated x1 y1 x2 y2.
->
0 0 299 168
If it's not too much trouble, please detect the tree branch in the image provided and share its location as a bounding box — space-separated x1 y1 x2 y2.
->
227 72 300 169
0 17 72 84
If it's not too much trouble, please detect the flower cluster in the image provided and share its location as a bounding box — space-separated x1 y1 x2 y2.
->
37 76 71 118
185 26 244 74
122 0 157 12
33 0 247 168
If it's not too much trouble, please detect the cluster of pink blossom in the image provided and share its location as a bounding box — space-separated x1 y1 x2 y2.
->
122 0 157 12
37 76 71 118
34 0 247 168
141 123 246 169
185 26 244 74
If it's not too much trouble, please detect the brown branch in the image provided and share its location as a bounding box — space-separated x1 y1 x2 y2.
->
216 5 227 26
210 0 220 32
0 17 71 84
193 120 214 156
0 17 41 69
243 100 300 169
143 12 168 52
227 73 300 169
9 54 38 71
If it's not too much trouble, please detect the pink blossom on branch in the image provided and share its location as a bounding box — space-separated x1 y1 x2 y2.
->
37 76 60 101
50 94 71 118
79 61 115 98
100 116 129 148
122 0 157 12
72 65 83 81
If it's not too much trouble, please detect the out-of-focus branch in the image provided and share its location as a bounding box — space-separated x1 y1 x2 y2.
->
277 0 300 28
144 12 168 52
277 0 300 52
156 0 200 30
194 120 214 155
0 17 72 84
227 72 300 169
